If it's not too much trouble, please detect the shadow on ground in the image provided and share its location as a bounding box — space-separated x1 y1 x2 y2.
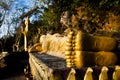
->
0 51 29 80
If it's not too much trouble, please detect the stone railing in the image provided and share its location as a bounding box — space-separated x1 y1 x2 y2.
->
29 52 120 80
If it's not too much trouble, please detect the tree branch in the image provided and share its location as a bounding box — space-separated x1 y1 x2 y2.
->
20 6 38 19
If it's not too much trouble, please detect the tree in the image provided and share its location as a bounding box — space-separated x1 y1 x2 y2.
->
0 0 14 26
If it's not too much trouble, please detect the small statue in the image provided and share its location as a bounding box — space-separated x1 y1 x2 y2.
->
99 66 108 80
113 65 120 80
84 67 93 80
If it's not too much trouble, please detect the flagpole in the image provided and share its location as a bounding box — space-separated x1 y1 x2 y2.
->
24 17 29 51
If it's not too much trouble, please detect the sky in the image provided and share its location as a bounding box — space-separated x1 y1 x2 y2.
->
0 0 39 38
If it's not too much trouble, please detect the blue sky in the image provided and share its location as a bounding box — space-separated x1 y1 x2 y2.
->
0 0 39 38
13 0 34 9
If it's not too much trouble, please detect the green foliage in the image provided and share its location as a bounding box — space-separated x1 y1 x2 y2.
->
39 5 62 33
35 0 120 34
